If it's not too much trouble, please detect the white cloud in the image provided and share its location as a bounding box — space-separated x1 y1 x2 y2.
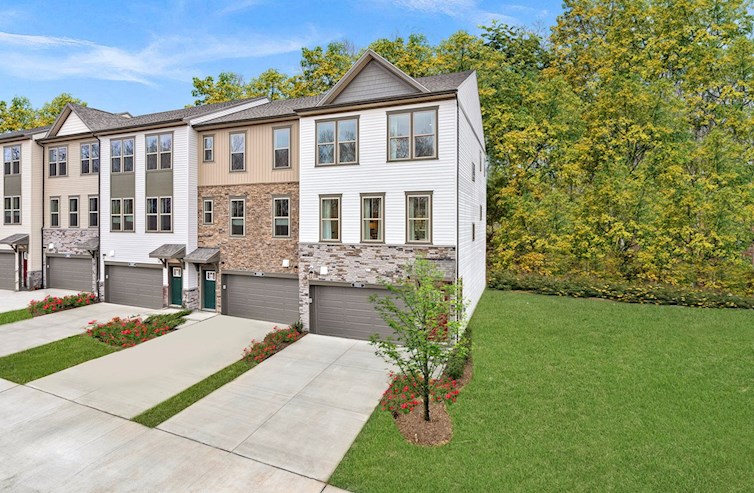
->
391 0 530 26
218 0 264 15
0 29 319 86
393 0 477 16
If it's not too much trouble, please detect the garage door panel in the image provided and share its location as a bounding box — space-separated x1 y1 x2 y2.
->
48 257 92 292
225 275 298 325
312 286 395 340
106 265 163 309
0 253 14 290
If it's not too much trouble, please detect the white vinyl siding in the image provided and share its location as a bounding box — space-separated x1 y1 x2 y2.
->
58 112 89 136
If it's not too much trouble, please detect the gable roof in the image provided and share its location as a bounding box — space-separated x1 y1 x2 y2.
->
45 103 128 138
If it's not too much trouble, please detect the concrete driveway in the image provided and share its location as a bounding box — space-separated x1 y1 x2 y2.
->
160 334 393 482
0 288 80 312
0 302 167 357
30 315 276 418
0 381 324 492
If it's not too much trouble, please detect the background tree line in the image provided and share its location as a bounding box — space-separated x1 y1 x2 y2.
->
0 93 86 133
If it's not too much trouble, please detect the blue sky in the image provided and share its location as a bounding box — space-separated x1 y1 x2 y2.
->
0 0 562 115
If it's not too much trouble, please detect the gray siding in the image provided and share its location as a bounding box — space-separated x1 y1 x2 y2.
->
0 252 14 290
333 60 419 104
146 169 173 197
310 285 394 340
47 257 93 292
223 274 298 325
106 265 163 308
3 175 21 197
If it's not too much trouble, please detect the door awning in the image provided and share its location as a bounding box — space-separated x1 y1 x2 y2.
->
0 234 28 246
184 247 220 264
148 244 185 260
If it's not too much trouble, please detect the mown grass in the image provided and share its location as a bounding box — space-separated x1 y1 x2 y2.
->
0 335 118 384
330 290 754 492
0 308 31 326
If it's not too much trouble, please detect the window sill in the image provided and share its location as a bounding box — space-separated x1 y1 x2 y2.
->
388 156 439 163
314 162 359 168
272 165 292 170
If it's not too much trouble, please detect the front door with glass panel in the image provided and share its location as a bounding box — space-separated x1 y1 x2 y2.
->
203 270 216 310
170 266 183 306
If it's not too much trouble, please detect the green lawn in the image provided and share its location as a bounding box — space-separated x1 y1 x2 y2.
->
330 290 754 492
0 308 31 326
0 335 118 384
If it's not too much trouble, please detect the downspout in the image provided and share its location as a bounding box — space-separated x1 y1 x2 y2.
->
39 138 46 290
96 135 101 300
455 98 460 289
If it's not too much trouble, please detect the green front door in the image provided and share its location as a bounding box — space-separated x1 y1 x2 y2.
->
170 267 183 306
203 270 216 310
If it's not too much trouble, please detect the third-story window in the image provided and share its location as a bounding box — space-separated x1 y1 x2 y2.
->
50 198 59 227
3 145 20 175
406 192 432 243
89 196 99 227
361 194 384 242
230 133 245 171
388 109 437 161
69 197 79 228
316 118 358 165
230 199 245 236
111 138 134 173
203 135 214 162
273 127 291 168
273 197 290 237
49 146 67 177
320 196 341 242
81 142 99 174
146 134 172 170
203 199 213 224
3 196 20 225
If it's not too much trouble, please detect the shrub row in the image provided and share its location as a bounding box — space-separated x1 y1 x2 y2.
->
489 270 754 309
86 310 191 348
242 326 304 365
28 292 97 316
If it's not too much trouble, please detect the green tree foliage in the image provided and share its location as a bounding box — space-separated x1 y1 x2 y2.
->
0 93 86 133
36 93 86 126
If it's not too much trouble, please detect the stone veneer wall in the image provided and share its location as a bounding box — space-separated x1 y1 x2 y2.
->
42 228 99 292
183 287 199 310
28 270 42 290
298 243 456 330
198 182 299 312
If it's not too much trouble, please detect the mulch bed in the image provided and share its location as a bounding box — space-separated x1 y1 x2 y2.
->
393 358 473 447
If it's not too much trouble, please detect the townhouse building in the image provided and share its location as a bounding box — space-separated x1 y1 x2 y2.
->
0 127 47 291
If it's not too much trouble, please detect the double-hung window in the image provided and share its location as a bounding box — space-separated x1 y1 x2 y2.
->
203 135 214 162
388 108 437 161
230 133 245 171
89 196 99 228
316 118 357 165
111 138 134 173
3 145 20 175
273 197 290 237
146 197 172 232
81 142 99 174
361 194 384 242
320 195 341 242
50 198 60 227
406 192 432 243
230 198 245 236
203 199 213 224
69 197 79 228
146 198 158 232
146 133 172 170
160 197 172 231
273 127 291 169
111 198 134 231
49 146 67 176
3 196 20 225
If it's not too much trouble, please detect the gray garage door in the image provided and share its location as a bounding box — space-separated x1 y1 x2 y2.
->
224 275 298 325
0 252 14 290
106 265 163 309
48 257 93 292
311 285 394 340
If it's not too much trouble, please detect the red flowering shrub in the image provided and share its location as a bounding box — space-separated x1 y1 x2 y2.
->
86 310 190 348
28 292 97 316
381 372 460 415
242 326 304 365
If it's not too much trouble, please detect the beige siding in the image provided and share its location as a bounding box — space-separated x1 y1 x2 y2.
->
44 137 100 229
198 120 299 186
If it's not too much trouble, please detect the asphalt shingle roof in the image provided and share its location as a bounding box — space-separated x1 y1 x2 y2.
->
69 104 130 132
0 125 50 143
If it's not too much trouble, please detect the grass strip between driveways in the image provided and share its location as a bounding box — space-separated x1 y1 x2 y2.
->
0 334 118 384
132 359 253 428
0 308 32 326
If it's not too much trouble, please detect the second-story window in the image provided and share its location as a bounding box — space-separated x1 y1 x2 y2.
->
406 192 432 244
361 194 384 242
146 133 173 170
388 109 437 161
50 198 60 227
81 142 99 174
146 198 158 232
273 127 291 169
203 135 214 162
111 198 134 231
3 196 20 225
89 196 99 228
69 197 79 228
203 198 213 224
320 195 341 242
273 197 290 237
230 198 245 236
160 197 172 231
230 133 245 171
3 145 20 175
49 146 67 177
111 138 134 173
316 118 358 165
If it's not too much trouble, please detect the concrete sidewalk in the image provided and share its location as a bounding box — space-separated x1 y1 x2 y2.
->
0 288 79 312
0 302 167 357
0 385 324 492
160 335 392 482
29 315 274 418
